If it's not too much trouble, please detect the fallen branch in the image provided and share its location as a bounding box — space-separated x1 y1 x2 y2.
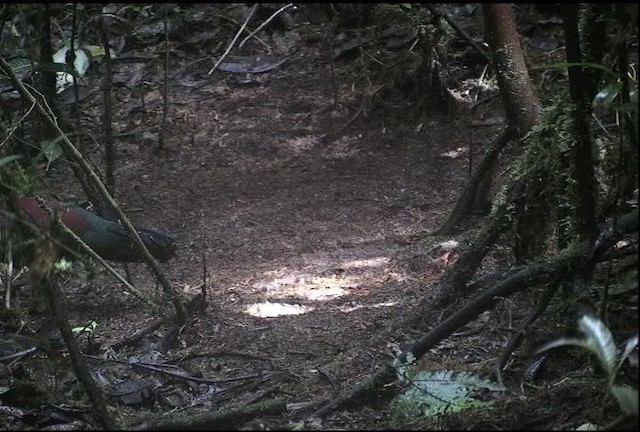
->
129 397 287 430
313 209 638 418
424 4 493 66
239 3 294 48
208 3 257 74
413 174 527 323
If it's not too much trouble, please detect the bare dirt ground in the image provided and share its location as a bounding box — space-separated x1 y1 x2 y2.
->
3 6 624 430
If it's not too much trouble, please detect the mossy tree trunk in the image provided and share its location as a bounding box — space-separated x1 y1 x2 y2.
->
439 4 541 236
579 4 609 101
483 4 541 135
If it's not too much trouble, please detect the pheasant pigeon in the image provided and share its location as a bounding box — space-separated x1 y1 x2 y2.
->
1 197 176 263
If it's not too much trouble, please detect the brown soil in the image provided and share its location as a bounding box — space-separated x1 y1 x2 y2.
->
3 5 630 430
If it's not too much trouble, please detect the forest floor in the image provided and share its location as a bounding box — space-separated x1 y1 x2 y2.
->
3 4 631 430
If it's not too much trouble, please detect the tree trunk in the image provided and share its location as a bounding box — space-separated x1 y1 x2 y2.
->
439 4 541 235
579 4 609 101
483 3 540 135
34 5 103 209
563 4 597 243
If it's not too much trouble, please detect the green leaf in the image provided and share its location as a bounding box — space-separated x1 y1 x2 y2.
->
618 334 639 371
593 81 622 107
388 369 505 419
40 137 64 170
5 57 32 76
611 385 639 417
579 315 617 376
535 337 589 355
54 258 72 271
0 154 23 169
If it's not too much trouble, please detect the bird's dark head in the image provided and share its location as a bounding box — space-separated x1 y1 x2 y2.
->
136 227 177 262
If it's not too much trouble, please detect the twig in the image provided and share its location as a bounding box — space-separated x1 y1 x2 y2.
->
425 4 493 66
128 397 287 430
201 251 208 313
3 238 13 309
99 5 116 194
108 318 164 351
208 3 257 75
69 2 83 141
238 3 294 48
132 362 265 385
0 55 186 323
33 240 115 430
158 4 170 150
0 346 37 363
328 15 339 108
492 279 561 386
32 196 163 314
169 56 212 79
0 100 36 148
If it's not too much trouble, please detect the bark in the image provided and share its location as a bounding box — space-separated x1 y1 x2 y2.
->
483 3 540 135
420 176 526 318
579 4 609 101
614 4 639 202
439 128 513 234
439 4 541 234
513 172 554 263
483 4 546 259
31 237 116 430
563 4 597 242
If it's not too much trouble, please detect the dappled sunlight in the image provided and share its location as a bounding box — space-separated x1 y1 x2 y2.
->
253 273 357 301
244 254 406 312
340 256 390 269
439 147 468 158
245 301 312 318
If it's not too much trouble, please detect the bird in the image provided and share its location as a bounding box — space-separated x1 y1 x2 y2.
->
1 196 176 263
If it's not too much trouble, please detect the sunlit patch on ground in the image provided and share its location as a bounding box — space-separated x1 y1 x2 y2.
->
253 274 354 301
245 301 312 318
439 147 468 158
250 255 397 303
340 256 390 269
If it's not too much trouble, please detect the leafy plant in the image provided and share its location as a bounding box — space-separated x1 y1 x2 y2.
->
387 367 505 423
536 314 639 426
